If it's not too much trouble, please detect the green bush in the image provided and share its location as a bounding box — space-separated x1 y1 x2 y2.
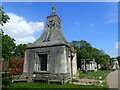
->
2 73 12 86
2 72 9 78
2 76 12 86
101 67 106 70
72 79 79 82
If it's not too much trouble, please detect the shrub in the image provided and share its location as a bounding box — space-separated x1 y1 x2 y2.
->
2 76 12 86
2 73 12 86
101 67 106 70
9 57 24 75
72 79 79 82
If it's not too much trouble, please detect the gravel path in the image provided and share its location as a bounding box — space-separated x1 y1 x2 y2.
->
106 70 119 89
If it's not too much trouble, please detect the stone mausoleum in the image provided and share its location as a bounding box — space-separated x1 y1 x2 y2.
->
81 59 101 72
112 59 119 69
22 5 77 83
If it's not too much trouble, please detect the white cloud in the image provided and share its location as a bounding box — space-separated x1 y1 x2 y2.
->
16 37 35 44
104 4 118 24
90 23 94 26
0 13 44 45
115 42 120 49
105 12 118 24
75 21 80 25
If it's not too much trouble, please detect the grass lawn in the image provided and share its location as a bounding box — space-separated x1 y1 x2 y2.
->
78 70 111 80
3 82 109 88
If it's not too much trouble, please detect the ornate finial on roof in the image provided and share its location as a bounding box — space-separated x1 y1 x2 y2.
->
52 4 56 14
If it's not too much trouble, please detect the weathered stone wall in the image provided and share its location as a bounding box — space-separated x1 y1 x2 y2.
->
23 45 71 74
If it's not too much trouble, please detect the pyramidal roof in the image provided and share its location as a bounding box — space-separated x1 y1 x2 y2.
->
27 5 71 48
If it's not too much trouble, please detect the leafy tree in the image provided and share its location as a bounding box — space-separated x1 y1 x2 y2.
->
14 44 27 58
0 6 10 26
71 40 110 69
2 34 16 60
72 40 92 68
0 6 10 60
2 33 27 60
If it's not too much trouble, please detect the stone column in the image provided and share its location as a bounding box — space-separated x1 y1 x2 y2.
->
64 46 67 73
68 55 71 76
47 52 50 72
34 53 38 71
72 52 77 78
23 51 28 73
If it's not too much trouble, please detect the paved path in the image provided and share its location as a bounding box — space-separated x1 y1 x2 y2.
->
77 79 105 82
106 70 119 89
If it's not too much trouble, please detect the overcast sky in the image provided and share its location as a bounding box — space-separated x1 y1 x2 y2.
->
1 2 118 57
